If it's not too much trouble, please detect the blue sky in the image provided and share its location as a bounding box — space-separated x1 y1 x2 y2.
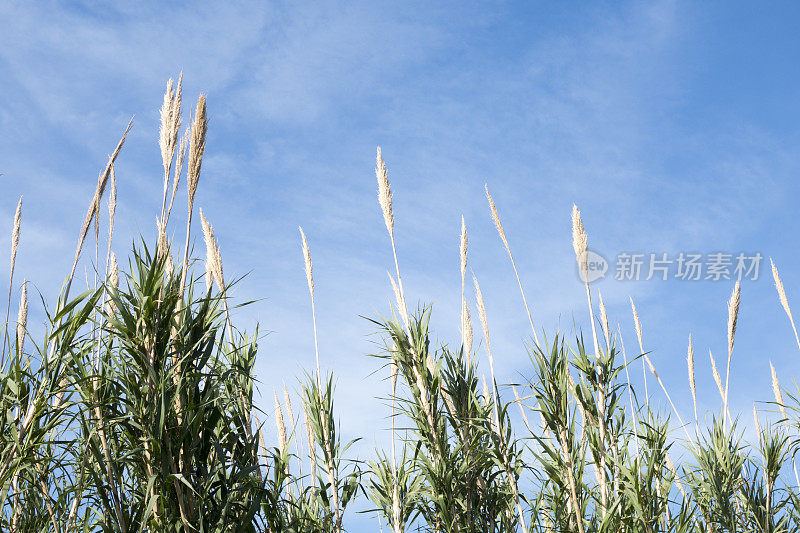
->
3 0 800 527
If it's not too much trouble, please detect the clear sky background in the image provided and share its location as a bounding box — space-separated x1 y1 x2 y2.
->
3 1 800 528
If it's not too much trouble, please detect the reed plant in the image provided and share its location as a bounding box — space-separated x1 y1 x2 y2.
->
3 76 800 532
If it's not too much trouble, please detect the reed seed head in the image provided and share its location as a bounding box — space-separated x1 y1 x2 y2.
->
770 360 788 419
753 403 762 446
771 258 793 319
16 280 27 353
109 252 118 290
598 291 610 345
709 350 724 401
200 209 224 290
156 217 169 261
158 77 183 173
376 147 394 236
299 227 314 301
107 165 116 244
211 238 223 288
485 185 510 252
304 402 317 476
473 274 491 359
108 251 119 314
167 127 189 222
387 272 409 331
10 196 22 274
283 382 295 432
274 390 287 454
158 78 174 165
571 204 588 275
727 280 741 357
186 94 208 207
462 298 473 361
630 297 644 353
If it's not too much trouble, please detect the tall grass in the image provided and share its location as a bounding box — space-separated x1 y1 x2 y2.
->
2 76 800 532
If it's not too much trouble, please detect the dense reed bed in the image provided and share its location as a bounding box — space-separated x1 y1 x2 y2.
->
3 77 800 532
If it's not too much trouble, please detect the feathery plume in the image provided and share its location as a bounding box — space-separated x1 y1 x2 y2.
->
200 209 218 291
473 274 499 428
753 403 763 447
283 383 295 433
10 196 21 274
572 204 602 377
771 258 800 350
274 390 287 454
167 128 188 223
727 281 741 358
771 361 788 420
376 147 394 236
486 186 540 346
300 227 321 379
769 359 800 488
630 297 648 397
207 221 224 288
16 281 27 353
159 78 176 171
473 275 492 368
107 252 118 314
571 204 588 275
724 280 741 427
156 218 169 260
598 291 610 348
158 74 182 224
178 94 205 299
462 300 473 362
2 196 23 364
109 252 118 290
486 185 510 253
107 164 116 247
709 350 725 402
630 297 644 353
773 258 791 317
186 94 207 209
304 403 317 479
67 118 133 300
460 216 470 357
300 227 314 300
200 209 225 289
387 272 409 331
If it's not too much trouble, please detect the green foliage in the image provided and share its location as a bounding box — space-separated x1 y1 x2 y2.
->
5 245 800 532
